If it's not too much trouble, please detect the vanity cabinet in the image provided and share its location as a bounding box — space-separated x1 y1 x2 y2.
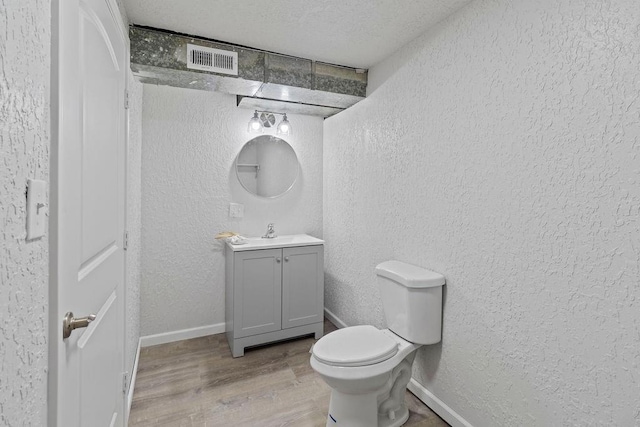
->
225 236 324 357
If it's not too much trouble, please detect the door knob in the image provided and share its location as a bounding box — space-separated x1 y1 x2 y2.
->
276 257 281 263
284 257 289 262
62 312 96 339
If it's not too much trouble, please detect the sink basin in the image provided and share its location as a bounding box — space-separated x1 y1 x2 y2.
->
228 234 323 251
245 236 294 242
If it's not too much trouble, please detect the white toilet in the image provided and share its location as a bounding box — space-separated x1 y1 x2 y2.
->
311 260 445 427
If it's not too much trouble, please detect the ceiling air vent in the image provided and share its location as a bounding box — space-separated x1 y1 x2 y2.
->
187 43 238 76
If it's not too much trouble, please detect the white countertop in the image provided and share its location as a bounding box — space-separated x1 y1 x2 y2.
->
226 234 324 251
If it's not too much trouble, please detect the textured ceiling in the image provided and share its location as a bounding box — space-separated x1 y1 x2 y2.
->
122 0 472 69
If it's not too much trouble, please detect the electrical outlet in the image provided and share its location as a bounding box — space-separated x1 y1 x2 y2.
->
229 203 244 218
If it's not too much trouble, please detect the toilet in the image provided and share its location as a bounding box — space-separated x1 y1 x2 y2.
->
310 260 445 427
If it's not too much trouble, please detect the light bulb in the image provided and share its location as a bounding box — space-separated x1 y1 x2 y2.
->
277 114 292 136
247 111 263 133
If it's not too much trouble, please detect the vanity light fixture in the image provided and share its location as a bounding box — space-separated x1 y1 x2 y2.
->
247 110 264 133
247 110 292 136
276 113 292 136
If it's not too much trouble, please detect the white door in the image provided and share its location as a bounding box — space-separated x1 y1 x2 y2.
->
50 0 127 425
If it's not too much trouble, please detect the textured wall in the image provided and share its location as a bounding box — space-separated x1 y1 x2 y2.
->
324 0 640 425
125 72 143 390
141 85 323 336
0 0 50 425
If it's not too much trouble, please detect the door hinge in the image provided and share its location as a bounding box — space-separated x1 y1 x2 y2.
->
125 89 130 110
122 371 129 394
123 231 129 251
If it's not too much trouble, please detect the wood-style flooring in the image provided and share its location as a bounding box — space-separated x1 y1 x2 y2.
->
129 319 448 426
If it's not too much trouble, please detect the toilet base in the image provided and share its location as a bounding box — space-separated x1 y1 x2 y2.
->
326 390 378 427
323 357 414 427
324 390 410 427
379 407 410 427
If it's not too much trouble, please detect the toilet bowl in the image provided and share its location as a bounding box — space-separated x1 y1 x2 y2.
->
311 326 420 427
311 261 445 427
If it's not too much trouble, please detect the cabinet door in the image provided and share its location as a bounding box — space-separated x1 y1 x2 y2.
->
282 245 324 329
234 248 282 338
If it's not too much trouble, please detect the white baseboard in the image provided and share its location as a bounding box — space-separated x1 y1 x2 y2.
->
323 307 348 329
125 340 141 423
140 322 226 347
408 379 473 427
323 308 472 427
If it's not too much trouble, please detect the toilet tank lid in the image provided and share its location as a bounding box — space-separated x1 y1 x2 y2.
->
375 261 445 288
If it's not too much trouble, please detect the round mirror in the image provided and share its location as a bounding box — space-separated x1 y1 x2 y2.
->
235 135 299 198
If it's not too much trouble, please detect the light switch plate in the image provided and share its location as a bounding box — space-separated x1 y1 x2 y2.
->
229 203 244 218
26 179 47 240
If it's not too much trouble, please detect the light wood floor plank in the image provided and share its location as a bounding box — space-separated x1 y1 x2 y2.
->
129 319 449 426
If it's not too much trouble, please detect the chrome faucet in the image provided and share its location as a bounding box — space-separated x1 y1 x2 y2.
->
262 223 277 239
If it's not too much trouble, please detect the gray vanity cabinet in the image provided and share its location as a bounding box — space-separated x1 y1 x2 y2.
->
225 239 324 357
232 248 283 338
281 246 324 329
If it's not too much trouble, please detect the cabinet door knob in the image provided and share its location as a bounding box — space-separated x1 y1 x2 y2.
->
276 257 281 263
284 257 289 262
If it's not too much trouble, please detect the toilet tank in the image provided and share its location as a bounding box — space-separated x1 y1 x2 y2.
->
376 261 445 345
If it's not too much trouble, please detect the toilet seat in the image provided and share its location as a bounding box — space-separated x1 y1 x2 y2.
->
312 325 399 367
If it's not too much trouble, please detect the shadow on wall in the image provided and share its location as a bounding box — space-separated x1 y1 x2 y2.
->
416 283 447 380
366 18 453 96
418 341 443 382
324 271 386 328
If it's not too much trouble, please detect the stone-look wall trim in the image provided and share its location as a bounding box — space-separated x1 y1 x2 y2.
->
130 26 366 114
